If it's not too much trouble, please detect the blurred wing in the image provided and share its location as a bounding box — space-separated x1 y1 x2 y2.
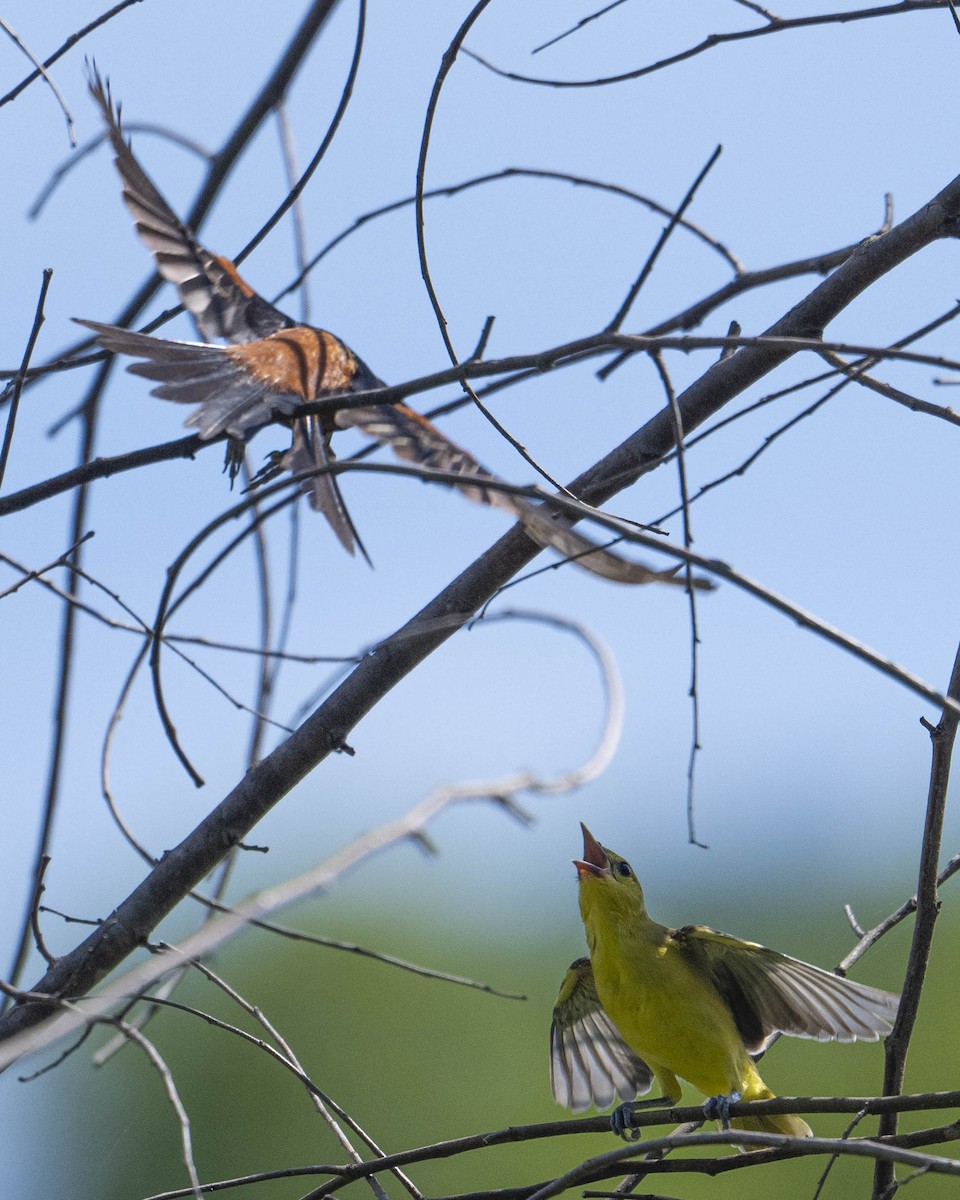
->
88 67 291 344
338 402 503 505
339 403 713 587
675 924 900 1054
550 957 653 1112
510 502 714 588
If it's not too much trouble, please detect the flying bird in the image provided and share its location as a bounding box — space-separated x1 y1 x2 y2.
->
76 68 711 587
551 824 900 1146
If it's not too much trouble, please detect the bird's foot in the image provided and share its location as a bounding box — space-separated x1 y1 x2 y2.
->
246 450 285 493
703 1091 741 1130
610 1102 642 1142
609 1095 674 1141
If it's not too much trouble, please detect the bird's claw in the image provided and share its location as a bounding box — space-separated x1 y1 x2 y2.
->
247 450 285 491
610 1102 641 1141
222 437 246 486
703 1091 741 1129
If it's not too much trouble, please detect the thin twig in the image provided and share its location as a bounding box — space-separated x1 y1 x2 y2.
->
597 197 893 380
0 543 355 665
273 166 743 301
463 3 948 90
531 0 631 54
606 145 723 332
181 960 407 1200
273 102 312 324
0 0 143 109
27 857 55 966
239 456 276 771
0 269 52 493
812 1109 871 1200
0 533 93 602
414 0 574 495
149 492 299 786
109 1019 203 1199
650 352 706 848
0 20 75 144
532 0 628 55
839 852 960 974
29 122 211 220
650 301 960 528
233 0 367 265
820 348 960 426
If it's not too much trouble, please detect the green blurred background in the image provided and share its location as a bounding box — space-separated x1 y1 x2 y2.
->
23 873 957 1199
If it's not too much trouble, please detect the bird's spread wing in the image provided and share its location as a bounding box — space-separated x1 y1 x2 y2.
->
339 404 711 586
76 318 382 439
88 70 292 345
550 957 653 1112
74 320 297 437
337 402 503 506
74 318 375 552
673 924 900 1054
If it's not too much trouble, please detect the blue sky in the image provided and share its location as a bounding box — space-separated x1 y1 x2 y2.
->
2 1 959 1192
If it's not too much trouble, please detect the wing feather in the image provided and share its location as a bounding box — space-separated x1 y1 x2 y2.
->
74 318 291 437
675 925 899 1054
87 67 292 343
550 957 653 1112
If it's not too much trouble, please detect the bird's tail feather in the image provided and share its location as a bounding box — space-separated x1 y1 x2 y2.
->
729 1111 813 1150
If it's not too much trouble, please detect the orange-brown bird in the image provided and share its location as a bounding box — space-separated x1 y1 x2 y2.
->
76 69 711 587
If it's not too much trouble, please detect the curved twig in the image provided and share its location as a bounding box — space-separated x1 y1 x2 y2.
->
0 0 143 110
462 2 949 90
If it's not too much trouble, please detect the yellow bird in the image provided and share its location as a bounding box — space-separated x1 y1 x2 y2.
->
551 824 900 1144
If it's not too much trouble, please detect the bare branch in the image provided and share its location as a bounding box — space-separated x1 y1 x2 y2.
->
650 351 706 848
463 3 949 90
531 0 631 55
606 144 723 332
6 322 960 522
0 269 52 492
108 1019 203 1200
0 0 143 110
840 852 960 975
195 1097 960 1200
0 21 74 144
873 643 960 1197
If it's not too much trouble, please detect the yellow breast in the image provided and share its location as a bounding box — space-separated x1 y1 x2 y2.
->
583 880 757 1099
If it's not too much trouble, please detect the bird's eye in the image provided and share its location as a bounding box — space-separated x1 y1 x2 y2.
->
615 861 633 878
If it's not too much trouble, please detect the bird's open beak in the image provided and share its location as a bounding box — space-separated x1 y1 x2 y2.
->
574 822 610 879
